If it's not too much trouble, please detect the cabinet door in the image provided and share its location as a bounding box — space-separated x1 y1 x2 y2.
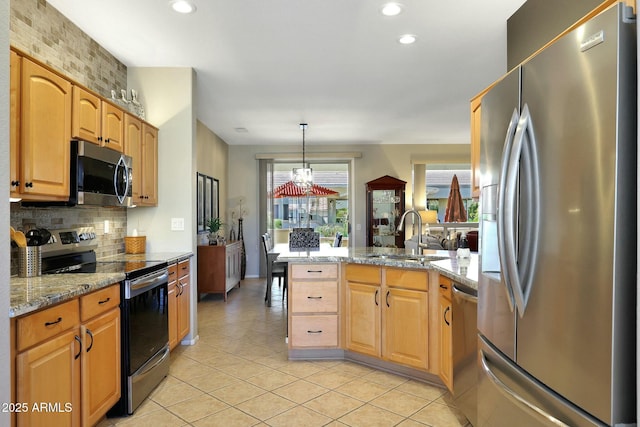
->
470 95 482 198
124 114 142 203
101 102 124 152
16 328 81 427
140 123 158 205
20 59 72 200
168 281 178 351
345 282 381 357
177 278 191 342
81 308 121 427
10 51 20 197
383 288 429 370
439 294 453 391
71 86 101 144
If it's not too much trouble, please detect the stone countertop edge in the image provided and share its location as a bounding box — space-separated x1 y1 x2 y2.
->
9 251 194 318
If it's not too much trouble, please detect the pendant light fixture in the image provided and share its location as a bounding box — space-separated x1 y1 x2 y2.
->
292 123 313 190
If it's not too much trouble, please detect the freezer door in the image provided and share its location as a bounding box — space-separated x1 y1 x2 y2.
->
477 336 605 427
516 5 636 425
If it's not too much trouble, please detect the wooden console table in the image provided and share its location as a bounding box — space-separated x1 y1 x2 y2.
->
197 241 242 301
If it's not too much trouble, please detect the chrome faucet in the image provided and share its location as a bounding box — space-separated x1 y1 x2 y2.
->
397 209 428 249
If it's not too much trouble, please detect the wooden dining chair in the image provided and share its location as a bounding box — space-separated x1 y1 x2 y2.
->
261 233 287 302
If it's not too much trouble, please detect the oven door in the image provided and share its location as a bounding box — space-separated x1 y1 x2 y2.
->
123 271 169 375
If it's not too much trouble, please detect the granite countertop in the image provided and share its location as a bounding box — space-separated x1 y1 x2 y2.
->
9 251 193 318
276 245 478 290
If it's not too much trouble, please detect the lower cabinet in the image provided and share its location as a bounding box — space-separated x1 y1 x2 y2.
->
169 258 191 350
438 275 453 391
196 242 242 301
14 284 121 427
344 264 429 371
288 263 339 349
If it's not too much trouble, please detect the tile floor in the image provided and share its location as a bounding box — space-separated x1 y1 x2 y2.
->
98 278 471 427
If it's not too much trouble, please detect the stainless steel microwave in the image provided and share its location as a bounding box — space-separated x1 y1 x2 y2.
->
71 140 133 207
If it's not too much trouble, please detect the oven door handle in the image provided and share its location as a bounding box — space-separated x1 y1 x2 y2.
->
126 270 169 299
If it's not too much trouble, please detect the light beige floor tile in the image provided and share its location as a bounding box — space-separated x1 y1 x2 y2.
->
169 356 219 382
223 360 273 379
303 390 364 419
191 407 261 427
236 391 297 420
305 369 358 389
275 360 326 378
166 393 229 422
369 389 430 417
186 369 241 392
395 380 446 402
396 419 429 426
338 404 405 427
266 405 333 427
149 378 204 407
334 379 393 402
329 361 376 376
112 408 187 426
361 370 409 388
272 379 330 404
245 368 298 390
208 381 266 405
410 402 469 427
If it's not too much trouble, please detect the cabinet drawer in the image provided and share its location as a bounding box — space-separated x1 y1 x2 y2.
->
290 282 338 313
291 263 338 280
385 268 428 291
168 263 178 284
290 315 338 348
17 299 80 352
345 264 381 284
178 259 190 278
438 275 452 300
80 284 120 321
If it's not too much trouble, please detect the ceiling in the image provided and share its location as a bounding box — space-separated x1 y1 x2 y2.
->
47 0 526 146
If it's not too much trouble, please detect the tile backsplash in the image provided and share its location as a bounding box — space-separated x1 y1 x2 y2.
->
10 204 128 275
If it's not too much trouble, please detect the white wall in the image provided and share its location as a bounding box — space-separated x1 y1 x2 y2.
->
127 67 198 343
228 143 470 278
1 0 11 419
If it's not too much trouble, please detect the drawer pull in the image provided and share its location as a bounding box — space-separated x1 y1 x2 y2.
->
307 296 323 299
307 270 323 273
440 284 449 289
44 317 62 327
307 330 323 334
98 297 111 305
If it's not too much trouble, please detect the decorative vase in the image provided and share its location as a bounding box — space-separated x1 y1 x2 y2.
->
238 218 246 279
209 233 218 245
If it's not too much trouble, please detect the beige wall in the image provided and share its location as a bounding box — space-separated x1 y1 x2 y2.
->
229 143 470 278
196 120 229 228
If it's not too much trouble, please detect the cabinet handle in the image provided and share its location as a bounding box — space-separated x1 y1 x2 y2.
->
11 180 19 187
444 306 451 326
98 297 111 305
176 282 182 297
307 296 322 299
98 136 102 142
25 182 33 188
86 329 94 353
440 284 449 290
386 290 390 307
74 335 82 360
44 317 62 327
307 270 323 273
307 330 323 334
375 289 379 306
105 138 110 143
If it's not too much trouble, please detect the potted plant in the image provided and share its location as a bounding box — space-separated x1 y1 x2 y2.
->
206 217 224 245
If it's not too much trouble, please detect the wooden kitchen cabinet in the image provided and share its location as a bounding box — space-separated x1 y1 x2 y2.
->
197 242 242 301
140 123 158 206
71 86 125 153
289 263 340 349
365 175 406 248
470 94 482 199
124 113 143 202
17 56 72 201
438 275 453 391
10 50 20 199
14 284 121 427
169 259 191 350
345 264 429 370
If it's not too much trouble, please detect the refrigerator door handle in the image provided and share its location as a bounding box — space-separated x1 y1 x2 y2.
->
480 348 570 427
504 103 540 317
497 108 520 311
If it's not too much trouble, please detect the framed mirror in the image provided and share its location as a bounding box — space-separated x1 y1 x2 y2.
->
197 173 220 232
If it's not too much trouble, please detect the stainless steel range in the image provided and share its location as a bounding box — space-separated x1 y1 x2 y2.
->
42 227 170 416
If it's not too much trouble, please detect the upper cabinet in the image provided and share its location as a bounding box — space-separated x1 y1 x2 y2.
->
10 51 21 199
365 175 406 248
72 86 124 153
125 116 158 207
470 94 482 199
16 56 72 201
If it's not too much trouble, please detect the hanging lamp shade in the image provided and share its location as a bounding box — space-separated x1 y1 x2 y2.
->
292 123 313 190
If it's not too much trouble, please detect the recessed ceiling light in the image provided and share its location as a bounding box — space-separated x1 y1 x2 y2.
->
398 34 417 45
381 2 403 16
170 0 197 14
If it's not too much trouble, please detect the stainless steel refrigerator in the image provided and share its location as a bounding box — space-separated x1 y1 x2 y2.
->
478 4 636 426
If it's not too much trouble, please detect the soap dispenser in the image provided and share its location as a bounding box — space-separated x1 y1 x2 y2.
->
457 232 471 259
